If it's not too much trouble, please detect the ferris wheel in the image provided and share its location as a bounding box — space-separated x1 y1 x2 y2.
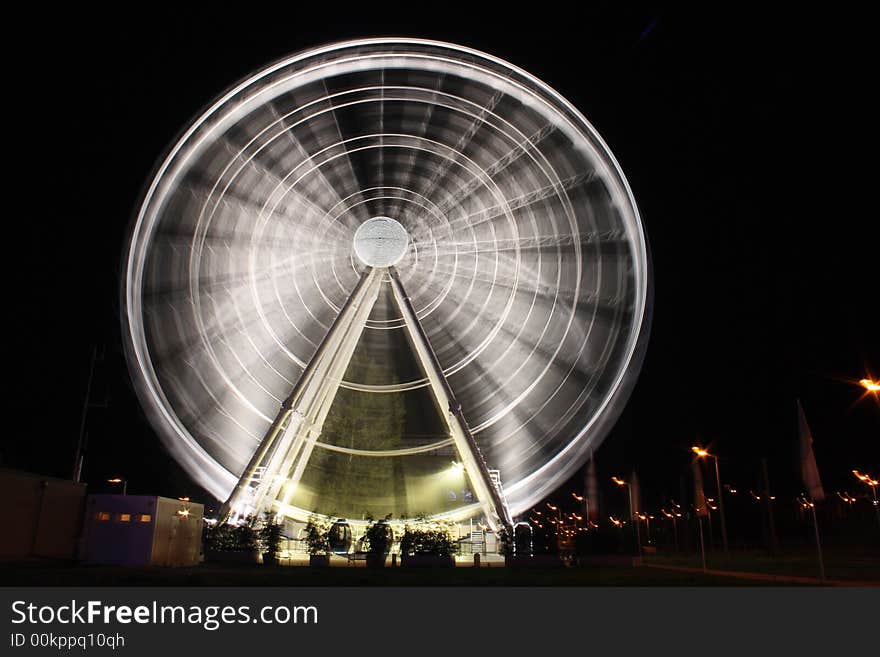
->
123 39 651 531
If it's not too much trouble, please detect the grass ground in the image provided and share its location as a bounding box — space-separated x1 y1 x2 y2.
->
643 550 879 582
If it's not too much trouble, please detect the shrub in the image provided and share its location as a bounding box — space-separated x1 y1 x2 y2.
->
304 516 331 555
399 520 459 557
204 515 259 552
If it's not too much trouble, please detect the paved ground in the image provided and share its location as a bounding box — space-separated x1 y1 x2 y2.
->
274 553 507 567
3 550 876 586
0 562 751 586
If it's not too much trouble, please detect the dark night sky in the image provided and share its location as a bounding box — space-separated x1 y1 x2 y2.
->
5 8 877 516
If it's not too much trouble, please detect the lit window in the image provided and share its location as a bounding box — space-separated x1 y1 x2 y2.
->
97 512 110 521
138 514 152 523
119 513 131 522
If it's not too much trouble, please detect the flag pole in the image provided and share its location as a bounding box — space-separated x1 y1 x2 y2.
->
761 457 779 554
809 500 825 581
697 515 707 571
797 399 826 581
692 459 708 570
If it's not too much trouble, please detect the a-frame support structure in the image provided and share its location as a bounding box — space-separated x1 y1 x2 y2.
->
220 266 512 533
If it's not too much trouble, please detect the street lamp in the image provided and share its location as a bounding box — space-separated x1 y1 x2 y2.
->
852 470 880 529
692 446 729 556
612 476 641 557
107 477 127 495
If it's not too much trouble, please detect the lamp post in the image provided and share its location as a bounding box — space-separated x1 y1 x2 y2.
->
107 477 127 495
612 476 641 557
853 470 880 530
636 512 653 544
706 498 721 550
547 503 562 549
692 447 729 556
572 492 589 528
661 509 680 551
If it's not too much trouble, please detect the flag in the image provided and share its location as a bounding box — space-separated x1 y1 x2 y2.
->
692 460 708 516
798 399 825 503
586 453 599 522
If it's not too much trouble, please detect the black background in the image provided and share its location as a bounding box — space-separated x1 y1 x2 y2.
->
4 7 877 518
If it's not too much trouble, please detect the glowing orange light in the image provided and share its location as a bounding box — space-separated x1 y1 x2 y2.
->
860 378 880 392
107 478 123 484
853 470 878 486
692 446 709 458
612 476 626 486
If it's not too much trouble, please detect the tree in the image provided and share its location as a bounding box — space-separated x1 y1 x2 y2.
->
257 511 283 563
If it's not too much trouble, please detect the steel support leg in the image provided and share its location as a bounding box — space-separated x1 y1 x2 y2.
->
220 268 383 520
389 268 513 533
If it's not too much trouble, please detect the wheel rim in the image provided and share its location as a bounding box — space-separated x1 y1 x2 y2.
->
123 38 651 520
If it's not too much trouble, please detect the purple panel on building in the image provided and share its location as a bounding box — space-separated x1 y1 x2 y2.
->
82 495 203 566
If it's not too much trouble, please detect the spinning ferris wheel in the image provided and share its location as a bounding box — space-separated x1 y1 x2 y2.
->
123 39 651 532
